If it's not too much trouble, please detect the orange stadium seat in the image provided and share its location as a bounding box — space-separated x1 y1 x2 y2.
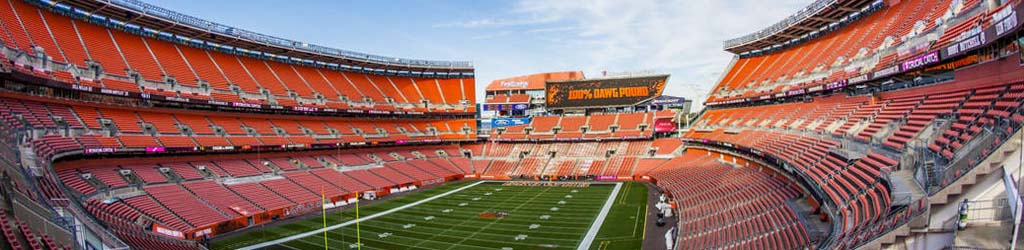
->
7 0 1024 249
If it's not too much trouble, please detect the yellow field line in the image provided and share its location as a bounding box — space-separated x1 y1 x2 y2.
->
632 203 641 236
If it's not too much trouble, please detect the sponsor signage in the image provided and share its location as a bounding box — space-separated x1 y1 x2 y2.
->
706 98 749 106
639 95 687 107
285 201 322 217
847 74 869 84
100 88 130 96
484 103 531 111
145 147 166 153
546 75 668 108
653 118 677 133
207 100 229 106
901 51 940 71
994 7 1020 37
421 178 445 186
84 148 115 154
71 84 93 92
210 146 235 151
874 65 901 78
491 117 531 128
944 31 987 58
193 228 213 238
231 102 261 109
499 81 529 89
823 80 848 91
152 224 184 239
927 54 981 72
164 96 190 102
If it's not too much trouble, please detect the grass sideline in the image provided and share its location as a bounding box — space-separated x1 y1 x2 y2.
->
591 182 648 250
212 181 647 250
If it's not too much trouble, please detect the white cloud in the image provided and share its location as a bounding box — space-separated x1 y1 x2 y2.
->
440 0 809 110
525 26 578 34
470 30 515 40
431 15 560 28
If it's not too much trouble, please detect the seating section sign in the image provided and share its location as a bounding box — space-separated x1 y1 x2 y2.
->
546 75 668 108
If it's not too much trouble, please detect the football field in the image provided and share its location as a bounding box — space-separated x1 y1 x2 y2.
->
212 181 648 250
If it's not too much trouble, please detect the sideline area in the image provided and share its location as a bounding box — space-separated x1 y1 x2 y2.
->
578 182 623 250
237 181 485 250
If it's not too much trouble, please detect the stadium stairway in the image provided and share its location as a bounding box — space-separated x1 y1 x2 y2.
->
865 127 1023 248
928 128 1021 205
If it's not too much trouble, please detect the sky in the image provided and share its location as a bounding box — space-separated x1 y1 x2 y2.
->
143 0 811 109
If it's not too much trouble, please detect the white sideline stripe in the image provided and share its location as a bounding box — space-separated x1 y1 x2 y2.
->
577 182 622 250
237 181 485 250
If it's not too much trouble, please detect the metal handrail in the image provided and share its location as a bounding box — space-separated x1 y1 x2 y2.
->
723 0 840 49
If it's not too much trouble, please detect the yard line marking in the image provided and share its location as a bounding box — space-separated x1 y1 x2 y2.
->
442 186 554 250
238 181 485 250
577 182 622 250
633 203 642 237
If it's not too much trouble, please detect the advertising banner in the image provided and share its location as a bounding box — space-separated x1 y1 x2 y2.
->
653 118 677 133
483 103 530 111
901 51 941 71
546 75 668 108
152 224 185 239
491 118 531 128
639 95 687 107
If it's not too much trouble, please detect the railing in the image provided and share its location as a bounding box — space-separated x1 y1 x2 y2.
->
834 198 929 248
949 198 1014 249
961 198 1012 222
8 196 75 246
63 197 132 249
683 143 843 248
0 118 133 249
49 0 473 69
723 0 840 49
931 127 998 194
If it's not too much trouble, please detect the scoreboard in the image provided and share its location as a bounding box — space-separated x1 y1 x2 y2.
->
545 75 668 109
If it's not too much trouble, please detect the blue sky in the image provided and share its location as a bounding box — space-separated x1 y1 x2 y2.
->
144 0 810 108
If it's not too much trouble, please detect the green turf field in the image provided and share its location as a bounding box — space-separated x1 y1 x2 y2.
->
591 182 649 250
212 181 648 250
